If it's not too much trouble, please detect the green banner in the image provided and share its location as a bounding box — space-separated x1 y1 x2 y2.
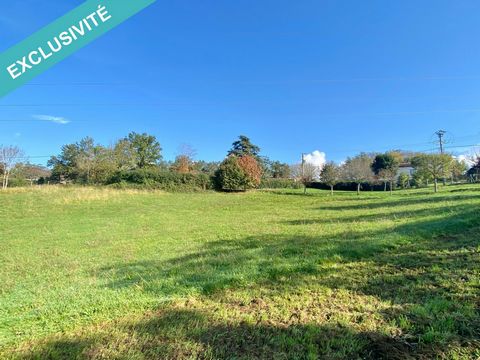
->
0 0 156 98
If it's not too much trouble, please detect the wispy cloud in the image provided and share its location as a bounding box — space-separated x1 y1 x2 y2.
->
33 115 70 124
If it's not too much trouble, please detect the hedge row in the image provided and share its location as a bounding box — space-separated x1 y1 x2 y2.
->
107 169 213 192
107 170 309 192
259 178 303 189
307 182 394 191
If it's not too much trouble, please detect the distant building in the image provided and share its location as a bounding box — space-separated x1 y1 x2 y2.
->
396 163 414 179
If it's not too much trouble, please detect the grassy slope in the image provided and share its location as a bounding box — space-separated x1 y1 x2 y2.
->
0 186 479 359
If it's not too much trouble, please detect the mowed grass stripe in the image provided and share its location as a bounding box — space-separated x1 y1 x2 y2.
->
1 185 479 359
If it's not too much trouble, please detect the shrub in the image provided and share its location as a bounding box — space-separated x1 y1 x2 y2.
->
107 168 212 192
237 155 262 188
6 177 29 187
259 178 302 189
214 155 262 191
398 173 410 189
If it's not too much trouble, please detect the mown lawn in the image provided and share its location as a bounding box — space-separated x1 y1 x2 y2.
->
0 185 479 359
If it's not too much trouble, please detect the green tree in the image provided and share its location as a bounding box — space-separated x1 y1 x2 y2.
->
371 152 400 194
126 132 162 168
87 147 117 184
397 173 410 189
215 156 248 191
75 137 97 183
320 162 341 195
48 137 96 182
270 161 291 179
411 170 432 188
48 137 118 184
411 154 453 193
450 159 467 184
342 153 374 195
113 139 137 171
193 161 220 175
467 156 480 182
214 155 261 191
228 135 260 158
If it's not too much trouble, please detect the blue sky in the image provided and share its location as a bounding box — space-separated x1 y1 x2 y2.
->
1 0 480 165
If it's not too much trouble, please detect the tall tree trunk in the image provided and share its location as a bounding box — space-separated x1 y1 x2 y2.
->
390 180 393 195
4 172 9 189
357 183 361 195
384 181 387 192
434 178 438 193
330 185 334 196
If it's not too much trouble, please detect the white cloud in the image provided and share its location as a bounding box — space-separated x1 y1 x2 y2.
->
455 145 480 166
304 150 327 169
33 115 70 124
14 132 21 138
455 154 471 165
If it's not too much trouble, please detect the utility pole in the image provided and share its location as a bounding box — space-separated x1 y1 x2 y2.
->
435 130 447 186
301 153 306 194
435 130 446 154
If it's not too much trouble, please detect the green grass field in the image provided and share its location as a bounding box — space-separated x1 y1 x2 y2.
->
1 185 479 359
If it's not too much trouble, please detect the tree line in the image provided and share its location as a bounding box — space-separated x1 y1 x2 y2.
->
317 151 468 195
0 134 292 191
1 133 478 192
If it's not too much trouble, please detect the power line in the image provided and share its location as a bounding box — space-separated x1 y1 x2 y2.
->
21 75 480 86
25 83 134 86
2 104 480 117
14 143 480 164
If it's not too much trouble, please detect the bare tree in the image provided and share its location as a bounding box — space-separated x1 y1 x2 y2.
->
467 147 480 167
380 168 398 194
172 144 197 174
0 145 25 189
290 162 318 194
342 153 374 195
178 144 197 160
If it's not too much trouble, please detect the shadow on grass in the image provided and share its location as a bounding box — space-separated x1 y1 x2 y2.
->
19 194 480 359
266 189 385 200
314 193 480 211
95 230 396 298
17 339 94 360
19 308 421 360
283 202 475 226
95 205 479 301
